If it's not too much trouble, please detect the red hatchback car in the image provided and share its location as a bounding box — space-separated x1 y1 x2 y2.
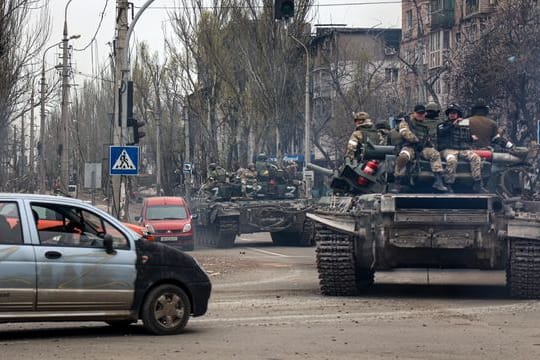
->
137 196 195 251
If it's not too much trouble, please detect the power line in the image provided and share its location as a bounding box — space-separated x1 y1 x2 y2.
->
136 1 401 11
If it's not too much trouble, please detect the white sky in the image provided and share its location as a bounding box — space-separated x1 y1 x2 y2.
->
47 0 402 80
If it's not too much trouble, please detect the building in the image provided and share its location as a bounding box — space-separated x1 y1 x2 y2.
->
400 0 497 107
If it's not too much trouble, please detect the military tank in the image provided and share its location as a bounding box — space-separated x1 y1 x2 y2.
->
191 164 316 249
307 142 540 298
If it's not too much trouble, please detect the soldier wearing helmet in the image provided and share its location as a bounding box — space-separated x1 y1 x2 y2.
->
344 111 375 164
391 104 448 193
437 103 487 193
425 102 441 120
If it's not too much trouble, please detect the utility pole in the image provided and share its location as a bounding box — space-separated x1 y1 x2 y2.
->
60 0 74 194
112 0 155 219
112 0 129 218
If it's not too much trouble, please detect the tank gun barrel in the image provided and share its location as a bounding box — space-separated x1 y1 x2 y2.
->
307 163 335 176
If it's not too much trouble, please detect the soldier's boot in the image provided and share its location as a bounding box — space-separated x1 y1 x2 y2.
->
472 180 489 193
445 183 454 194
432 173 449 192
389 177 403 194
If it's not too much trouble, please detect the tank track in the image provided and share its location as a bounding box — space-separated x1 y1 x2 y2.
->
215 217 238 248
316 228 358 296
507 238 540 299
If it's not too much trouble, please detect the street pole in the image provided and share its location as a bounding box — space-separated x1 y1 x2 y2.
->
60 0 75 194
289 34 312 199
112 0 156 219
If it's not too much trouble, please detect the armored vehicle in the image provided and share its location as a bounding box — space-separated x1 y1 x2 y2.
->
191 164 315 248
308 143 540 298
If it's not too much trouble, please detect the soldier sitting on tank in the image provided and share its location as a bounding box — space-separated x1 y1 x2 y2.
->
390 104 448 193
437 103 487 193
200 163 228 195
466 99 529 158
344 111 379 165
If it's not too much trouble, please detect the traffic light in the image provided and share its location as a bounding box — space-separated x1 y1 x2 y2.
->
127 117 146 144
274 0 294 20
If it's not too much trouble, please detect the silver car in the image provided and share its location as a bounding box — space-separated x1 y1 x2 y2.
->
0 194 211 335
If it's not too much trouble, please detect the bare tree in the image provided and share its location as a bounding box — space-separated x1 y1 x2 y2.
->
0 0 50 189
450 0 540 144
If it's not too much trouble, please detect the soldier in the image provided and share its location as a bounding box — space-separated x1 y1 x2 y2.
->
237 163 257 182
467 100 515 149
425 102 442 121
344 111 375 165
390 104 448 193
437 103 487 193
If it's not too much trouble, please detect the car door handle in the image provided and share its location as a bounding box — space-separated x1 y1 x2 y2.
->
45 251 62 259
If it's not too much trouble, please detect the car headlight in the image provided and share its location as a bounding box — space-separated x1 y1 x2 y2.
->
145 223 155 234
183 223 192 232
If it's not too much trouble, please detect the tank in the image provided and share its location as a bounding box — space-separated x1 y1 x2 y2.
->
307 143 540 299
191 165 316 249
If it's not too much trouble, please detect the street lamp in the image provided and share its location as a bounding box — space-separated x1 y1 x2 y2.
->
289 34 312 199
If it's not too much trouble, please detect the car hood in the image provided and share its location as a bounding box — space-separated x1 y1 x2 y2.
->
146 219 190 230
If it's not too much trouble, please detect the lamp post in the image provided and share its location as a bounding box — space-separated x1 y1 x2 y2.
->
289 34 312 199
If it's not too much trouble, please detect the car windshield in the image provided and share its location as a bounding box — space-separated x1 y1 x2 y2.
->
146 205 188 220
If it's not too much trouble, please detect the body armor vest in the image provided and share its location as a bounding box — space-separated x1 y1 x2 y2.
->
407 119 430 144
451 119 473 150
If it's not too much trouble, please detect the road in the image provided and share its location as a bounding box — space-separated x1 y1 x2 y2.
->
1 233 539 360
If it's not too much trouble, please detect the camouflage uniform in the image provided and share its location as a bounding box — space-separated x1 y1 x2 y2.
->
438 118 482 183
438 103 486 193
345 112 375 163
394 115 444 177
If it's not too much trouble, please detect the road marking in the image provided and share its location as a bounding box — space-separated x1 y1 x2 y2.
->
244 247 310 258
193 302 539 325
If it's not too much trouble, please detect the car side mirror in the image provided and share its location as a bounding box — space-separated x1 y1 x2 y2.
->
134 216 141 223
191 214 199 220
103 234 117 255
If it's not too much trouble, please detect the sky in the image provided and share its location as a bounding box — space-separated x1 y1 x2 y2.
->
47 0 402 81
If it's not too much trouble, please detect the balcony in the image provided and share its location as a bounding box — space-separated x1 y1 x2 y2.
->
431 9 454 30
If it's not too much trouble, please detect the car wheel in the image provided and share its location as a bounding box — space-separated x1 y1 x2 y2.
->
141 284 191 335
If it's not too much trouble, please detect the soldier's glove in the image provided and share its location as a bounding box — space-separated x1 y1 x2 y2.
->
414 143 424 153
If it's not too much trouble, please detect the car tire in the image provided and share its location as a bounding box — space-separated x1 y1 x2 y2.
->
141 284 191 335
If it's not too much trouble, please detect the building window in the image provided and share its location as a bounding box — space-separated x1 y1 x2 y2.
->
465 0 479 16
429 31 441 68
385 68 399 83
406 10 413 30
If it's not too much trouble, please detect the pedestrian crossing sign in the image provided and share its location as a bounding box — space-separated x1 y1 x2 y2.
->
110 146 139 175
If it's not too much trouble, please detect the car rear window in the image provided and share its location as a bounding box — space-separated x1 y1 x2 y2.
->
146 205 188 220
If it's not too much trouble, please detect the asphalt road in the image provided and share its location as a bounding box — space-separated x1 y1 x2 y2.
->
1 233 539 360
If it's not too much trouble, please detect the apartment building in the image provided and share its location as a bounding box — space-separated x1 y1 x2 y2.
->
400 0 497 107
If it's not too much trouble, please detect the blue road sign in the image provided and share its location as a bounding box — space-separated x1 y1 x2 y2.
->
110 146 139 175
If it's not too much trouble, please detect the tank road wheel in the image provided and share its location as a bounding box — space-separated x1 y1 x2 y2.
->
141 284 191 335
296 219 316 247
215 218 238 248
506 238 540 299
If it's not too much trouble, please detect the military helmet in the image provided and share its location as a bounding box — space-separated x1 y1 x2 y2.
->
445 103 464 117
471 98 490 115
353 111 370 122
425 102 441 112
247 163 255 170
208 163 217 170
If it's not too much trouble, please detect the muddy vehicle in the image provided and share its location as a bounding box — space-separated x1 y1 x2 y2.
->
191 169 315 249
308 143 540 299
